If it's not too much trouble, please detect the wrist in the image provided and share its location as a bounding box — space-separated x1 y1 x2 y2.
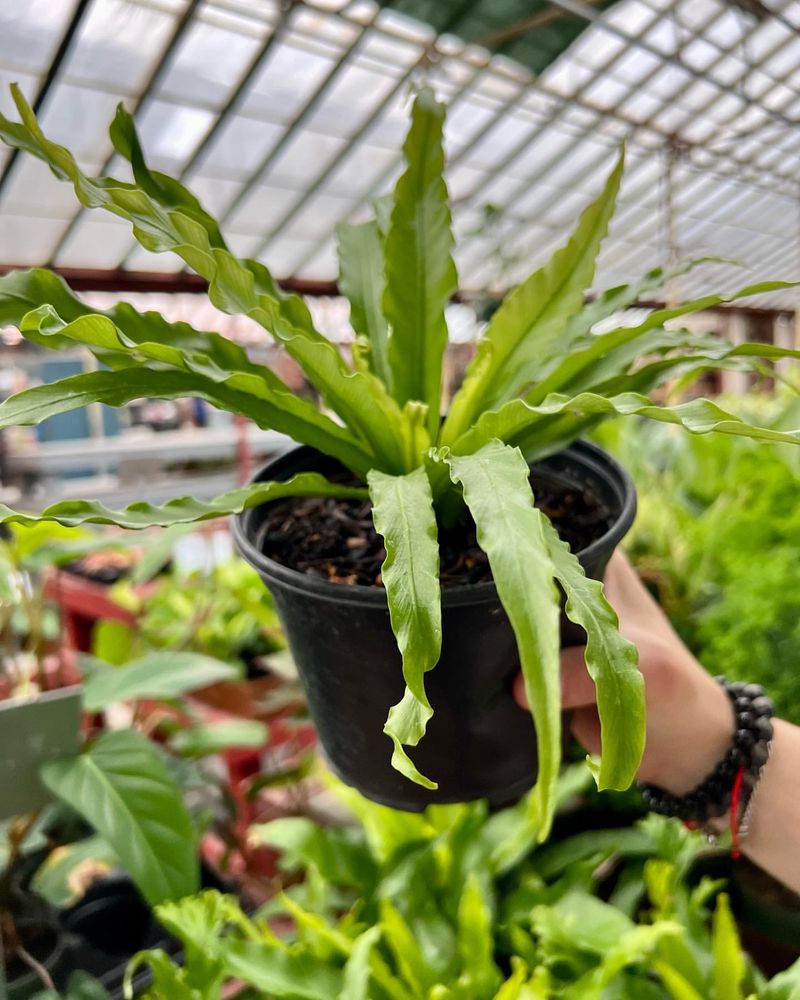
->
645 670 735 795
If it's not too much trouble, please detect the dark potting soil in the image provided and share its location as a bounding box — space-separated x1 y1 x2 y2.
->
257 472 614 588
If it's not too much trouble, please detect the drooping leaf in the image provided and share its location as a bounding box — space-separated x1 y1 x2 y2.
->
109 102 227 249
0 85 412 472
169 719 268 757
383 87 457 438
0 471 368 529
337 220 390 386
539 518 645 789
82 652 242 712
442 149 623 444
368 466 442 789
41 730 198 906
444 441 561 837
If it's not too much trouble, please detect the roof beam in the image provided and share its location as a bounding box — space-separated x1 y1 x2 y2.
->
46 0 204 266
0 0 93 199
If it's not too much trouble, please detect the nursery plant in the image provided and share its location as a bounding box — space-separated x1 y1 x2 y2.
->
0 633 266 995
596 411 800 723
101 770 799 999
2 85 800 831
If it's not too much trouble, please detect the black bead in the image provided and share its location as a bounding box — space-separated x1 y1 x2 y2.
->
736 728 755 748
744 683 763 699
717 759 735 780
754 717 773 741
737 710 754 728
735 696 752 712
751 696 774 717
749 742 769 771
729 681 747 694
729 746 744 766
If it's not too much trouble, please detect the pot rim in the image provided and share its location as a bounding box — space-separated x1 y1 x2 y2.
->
232 439 636 609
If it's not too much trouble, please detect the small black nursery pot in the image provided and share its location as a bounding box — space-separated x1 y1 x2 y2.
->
234 441 635 811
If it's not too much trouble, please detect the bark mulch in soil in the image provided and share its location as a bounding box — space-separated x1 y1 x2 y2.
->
256 472 613 589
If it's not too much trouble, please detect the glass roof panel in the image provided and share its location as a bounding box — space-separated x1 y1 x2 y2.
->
0 0 795 313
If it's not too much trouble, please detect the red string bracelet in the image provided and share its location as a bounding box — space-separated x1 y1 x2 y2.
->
730 764 747 861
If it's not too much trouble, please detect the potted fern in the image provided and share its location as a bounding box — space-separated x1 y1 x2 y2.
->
0 85 798 834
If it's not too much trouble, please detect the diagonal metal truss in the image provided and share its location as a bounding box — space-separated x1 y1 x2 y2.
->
0 0 796 312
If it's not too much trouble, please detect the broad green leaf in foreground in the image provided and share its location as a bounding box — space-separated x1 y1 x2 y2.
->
41 730 198 906
82 652 242 712
0 472 368 529
444 441 561 837
540 518 645 789
383 87 456 438
442 149 623 444
368 466 442 789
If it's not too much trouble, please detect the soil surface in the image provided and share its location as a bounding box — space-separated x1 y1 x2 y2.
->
257 471 614 589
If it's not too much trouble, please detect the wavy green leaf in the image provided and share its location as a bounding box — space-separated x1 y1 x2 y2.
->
457 391 800 463
12 304 375 474
528 279 799 405
41 730 198 906
383 87 456 438
442 150 623 444
444 441 561 837
368 466 441 789
83 652 242 712
337 220 390 386
0 85 411 472
0 267 267 380
0 471 368 528
539 518 644 789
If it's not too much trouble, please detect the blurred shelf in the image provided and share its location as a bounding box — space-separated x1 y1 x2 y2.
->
7 425 290 475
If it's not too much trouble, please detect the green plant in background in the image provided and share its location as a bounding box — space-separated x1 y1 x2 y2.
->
2 86 800 834
108 769 798 999
110 557 286 671
596 406 800 722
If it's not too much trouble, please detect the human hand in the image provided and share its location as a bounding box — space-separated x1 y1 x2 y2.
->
513 550 734 794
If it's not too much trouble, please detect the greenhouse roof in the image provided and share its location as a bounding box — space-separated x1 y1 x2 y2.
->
0 0 798 310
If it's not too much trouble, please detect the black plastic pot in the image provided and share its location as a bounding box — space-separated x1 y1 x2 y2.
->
3 894 68 1000
233 441 635 811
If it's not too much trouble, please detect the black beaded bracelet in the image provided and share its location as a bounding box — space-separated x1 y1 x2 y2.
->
640 676 774 825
